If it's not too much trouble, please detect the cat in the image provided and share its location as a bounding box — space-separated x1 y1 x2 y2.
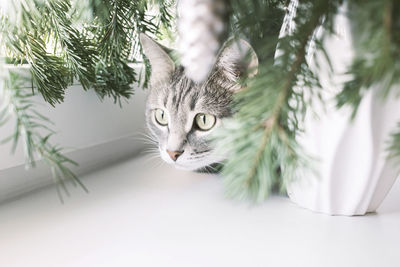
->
140 33 258 171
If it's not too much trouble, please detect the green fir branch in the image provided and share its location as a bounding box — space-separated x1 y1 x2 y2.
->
0 70 87 201
44 0 98 90
388 122 400 162
337 0 400 118
93 0 143 103
1 5 70 106
214 0 339 201
230 0 285 62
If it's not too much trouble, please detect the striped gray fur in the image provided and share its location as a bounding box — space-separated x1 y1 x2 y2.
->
140 34 258 171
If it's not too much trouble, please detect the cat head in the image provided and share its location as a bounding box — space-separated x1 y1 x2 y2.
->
140 34 258 171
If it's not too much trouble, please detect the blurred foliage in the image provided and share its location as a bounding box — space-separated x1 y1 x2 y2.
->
337 0 400 118
216 0 400 201
215 0 341 201
229 0 286 62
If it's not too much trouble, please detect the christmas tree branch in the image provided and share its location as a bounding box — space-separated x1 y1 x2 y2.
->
337 0 400 118
91 0 137 103
1 0 171 106
214 0 338 201
230 0 285 62
1 13 70 106
245 15 316 186
93 0 168 103
45 0 98 90
388 123 400 162
0 70 87 201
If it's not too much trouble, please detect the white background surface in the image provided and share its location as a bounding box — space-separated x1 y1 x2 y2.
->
0 67 147 201
1 156 399 267
0 79 146 170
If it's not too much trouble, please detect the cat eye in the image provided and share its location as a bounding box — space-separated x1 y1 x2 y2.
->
154 109 168 126
195 113 216 131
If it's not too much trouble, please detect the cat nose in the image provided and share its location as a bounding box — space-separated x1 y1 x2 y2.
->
167 150 183 161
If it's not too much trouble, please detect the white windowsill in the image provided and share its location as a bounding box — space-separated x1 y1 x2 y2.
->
0 155 399 267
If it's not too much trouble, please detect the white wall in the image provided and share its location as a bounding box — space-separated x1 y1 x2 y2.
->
0 73 148 202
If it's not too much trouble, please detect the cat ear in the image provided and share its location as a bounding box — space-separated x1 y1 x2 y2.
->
139 33 175 87
215 38 258 83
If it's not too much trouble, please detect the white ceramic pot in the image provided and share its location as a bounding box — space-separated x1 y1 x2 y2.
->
286 4 400 215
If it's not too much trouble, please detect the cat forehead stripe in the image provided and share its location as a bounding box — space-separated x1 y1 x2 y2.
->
169 70 197 110
140 33 258 171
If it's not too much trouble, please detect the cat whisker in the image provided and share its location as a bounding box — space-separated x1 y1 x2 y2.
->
153 157 167 169
139 149 161 161
142 154 163 165
141 151 160 160
132 131 158 146
141 147 160 153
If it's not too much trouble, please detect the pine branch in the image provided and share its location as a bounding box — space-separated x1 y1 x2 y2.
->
230 0 285 62
0 70 87 201
92 0 174 99
214 0 338 201
45 0 98 90
1 0 175 105
337 0 400 118
388 122 400 162
1 14 70 106
26 35 71 106
93 0 141 103
156 0 174 32
244 15 314 187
